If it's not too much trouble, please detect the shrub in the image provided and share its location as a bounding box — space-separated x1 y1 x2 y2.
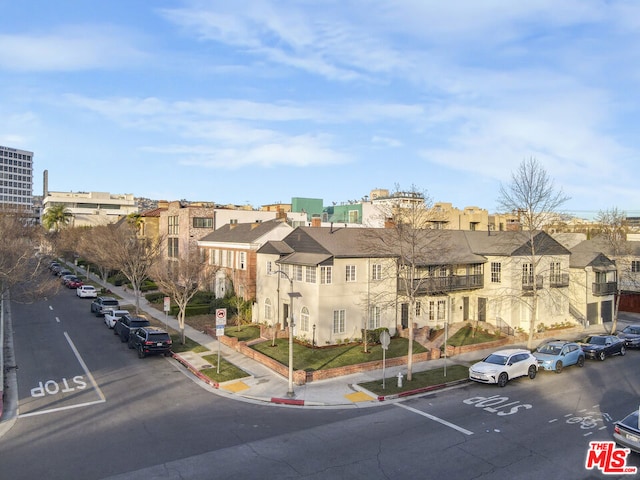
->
361 327 390 345
145 291 165 304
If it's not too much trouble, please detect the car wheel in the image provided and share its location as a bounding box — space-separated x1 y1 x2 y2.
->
528 365 537 379
598 351 606 361
498 372 508 387
577 356 585 367
554 361 563 374
113 327 119 335
120 333 127 343
137 346 145 359
620 346 626 356
127 339 134 349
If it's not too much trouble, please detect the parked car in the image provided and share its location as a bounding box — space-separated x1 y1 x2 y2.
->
469 348 537 387
62 275 80 286
66 277 84 289
579 335 626 361
613 409 640 454
114 314 150 343
532 340 585 373
76 285 98 298
128 326 172 358
91 297 120 317
48 261 60 271
103 309 130 329
56 269 72 278
617 325 640 349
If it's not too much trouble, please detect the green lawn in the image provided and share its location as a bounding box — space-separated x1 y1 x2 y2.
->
252 337 428 371
446 324 503 347
224 324 261 342
359 364 470 396
199 354 250 383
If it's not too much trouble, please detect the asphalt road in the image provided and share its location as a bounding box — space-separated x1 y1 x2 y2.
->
2 286 640 479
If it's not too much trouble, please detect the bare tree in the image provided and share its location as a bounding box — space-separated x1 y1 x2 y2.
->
365 185 447 381
93 222 163 313
77 225 118 282
0 212 58 301
497 158 570 349
595 207 631 334
150 248 216 344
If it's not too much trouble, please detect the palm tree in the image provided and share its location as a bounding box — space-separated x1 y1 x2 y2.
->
42 204 72 231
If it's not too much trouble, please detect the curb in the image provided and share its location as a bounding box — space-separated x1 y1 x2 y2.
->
171 352 219 389
376 378 471 402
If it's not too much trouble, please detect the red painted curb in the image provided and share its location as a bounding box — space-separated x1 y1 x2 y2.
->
271 397 305 406
172 353 219 389
377 379 470 402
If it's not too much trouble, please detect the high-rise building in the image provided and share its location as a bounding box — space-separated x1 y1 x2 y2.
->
0 145 34 214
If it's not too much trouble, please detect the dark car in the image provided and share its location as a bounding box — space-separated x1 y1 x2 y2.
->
617 325 640 349
579 335 626 361
128 326 172 358
114 314 151 343
90 297 120 317
613 410 640 454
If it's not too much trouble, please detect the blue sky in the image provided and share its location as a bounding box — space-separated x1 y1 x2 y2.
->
1 1 639 218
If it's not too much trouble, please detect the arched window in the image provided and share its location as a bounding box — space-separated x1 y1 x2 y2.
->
264 298 272 320
300 306 310 332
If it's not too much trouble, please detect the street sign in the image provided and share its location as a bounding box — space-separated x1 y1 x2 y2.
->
163 296 170 312
216 326 225 337
380 330 391 350
215 308 227 326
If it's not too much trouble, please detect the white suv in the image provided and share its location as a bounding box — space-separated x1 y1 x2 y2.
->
104 309 130 329
76 285 98 298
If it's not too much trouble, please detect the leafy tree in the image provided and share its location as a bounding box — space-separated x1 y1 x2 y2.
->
497 158 569 349
42 204 72 231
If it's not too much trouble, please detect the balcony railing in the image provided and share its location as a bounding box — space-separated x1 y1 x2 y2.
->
398 274 484 294
522 275 544 291
549 273 569 288
592 282 617 296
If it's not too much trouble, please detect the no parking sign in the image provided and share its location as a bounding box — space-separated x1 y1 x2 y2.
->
215 308 227 337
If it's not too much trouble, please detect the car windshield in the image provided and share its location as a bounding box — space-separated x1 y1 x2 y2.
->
588 336 606 345
620 412 640 432
483 354 508 365
622 326 640 335
537 344 561 355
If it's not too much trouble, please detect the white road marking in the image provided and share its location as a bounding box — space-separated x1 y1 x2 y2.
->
49 305 53 310
55 317 60 323
18 332 106 418
395 403 474 436
549 419 558 423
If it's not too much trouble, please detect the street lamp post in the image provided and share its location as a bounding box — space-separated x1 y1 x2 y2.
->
273 269 301 398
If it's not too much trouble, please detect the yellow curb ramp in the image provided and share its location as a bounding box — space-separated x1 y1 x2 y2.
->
220 381 250 393
345 391 375 403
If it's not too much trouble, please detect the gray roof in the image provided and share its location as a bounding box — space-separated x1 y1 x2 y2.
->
199 219 287 244
570 240 616 269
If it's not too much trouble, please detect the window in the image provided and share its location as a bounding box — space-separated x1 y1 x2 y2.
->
437 300 446 321
345 265 356 282
168 215 179 235
320 266 332 284
632 260 640 273
264 298 272 320
522 263 533 285
550 262 561 282
209 249 217 265
368 306 381 329
348 210 359 223
333 310 345 334
300 307 310 332
305 266 316 283
428 301 435 321
294 265 303 282
193 217 213 228
226 250 233 267
238 252 246 270
371 264 382 281
491 262 501 283
168 238 179 258
415 301 421 316
266 261 273 275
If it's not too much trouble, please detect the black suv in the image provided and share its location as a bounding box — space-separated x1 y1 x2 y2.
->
91 297 120 317
113 314 150 343
128 326 172 358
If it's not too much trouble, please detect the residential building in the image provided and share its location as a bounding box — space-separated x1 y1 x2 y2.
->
198 219 294 300
256 226 398 346
568 241 617 324
256 227 580 345
0 144 34 215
